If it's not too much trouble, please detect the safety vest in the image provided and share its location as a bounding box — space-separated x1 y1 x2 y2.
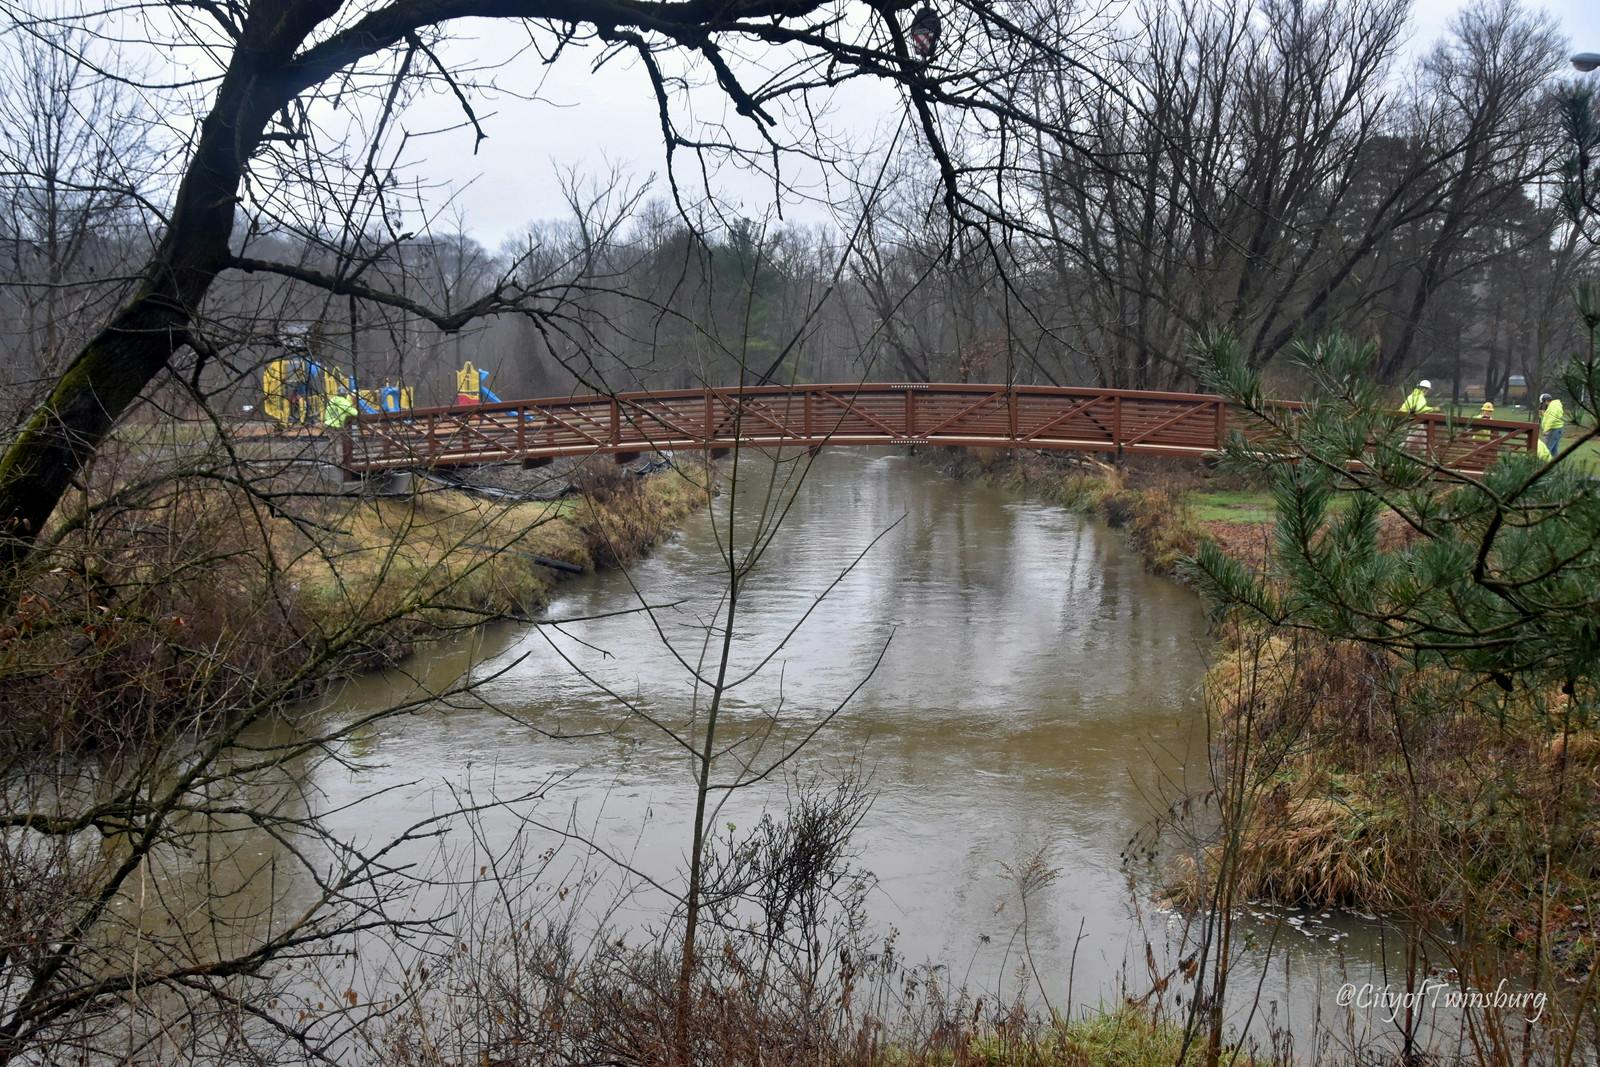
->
323 393 358 429
1541 399 1565 433
1399 388 1431 415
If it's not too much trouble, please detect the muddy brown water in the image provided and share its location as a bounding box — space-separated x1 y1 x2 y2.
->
248 449 1481 1055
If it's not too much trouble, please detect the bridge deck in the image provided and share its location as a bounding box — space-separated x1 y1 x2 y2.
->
342 383 1538 475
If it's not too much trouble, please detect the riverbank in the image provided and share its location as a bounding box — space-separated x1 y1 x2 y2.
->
0 457 711 753
291 460 711 662
922 446 1245 575
1189 624 1600 982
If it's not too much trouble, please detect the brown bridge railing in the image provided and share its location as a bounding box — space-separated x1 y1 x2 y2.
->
342 382 1538 474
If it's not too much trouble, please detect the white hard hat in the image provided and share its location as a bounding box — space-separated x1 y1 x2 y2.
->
1417 379 1431 389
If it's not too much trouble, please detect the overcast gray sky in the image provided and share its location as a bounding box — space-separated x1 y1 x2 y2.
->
387 0 1598 244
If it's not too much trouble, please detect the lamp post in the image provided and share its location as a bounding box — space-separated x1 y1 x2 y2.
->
1575 53 1600 72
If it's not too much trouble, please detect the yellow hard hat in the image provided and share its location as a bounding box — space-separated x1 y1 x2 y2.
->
1480 401 1494 413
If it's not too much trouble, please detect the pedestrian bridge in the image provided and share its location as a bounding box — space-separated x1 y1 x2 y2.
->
342 382 1537 474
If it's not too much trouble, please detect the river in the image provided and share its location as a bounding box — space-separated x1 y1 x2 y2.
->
274 448 1440 1055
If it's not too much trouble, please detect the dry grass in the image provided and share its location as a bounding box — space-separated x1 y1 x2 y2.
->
1180 627 1600 976
372 924 1243 1067
0 457 711 753
289 465 706 643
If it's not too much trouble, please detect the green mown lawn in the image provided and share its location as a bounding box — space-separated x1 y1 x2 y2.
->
1560 434 1600 475
1189 489 1278 524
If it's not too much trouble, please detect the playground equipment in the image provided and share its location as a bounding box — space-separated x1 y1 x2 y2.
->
453 361 502 405
261 348 502 430
261 356 413 429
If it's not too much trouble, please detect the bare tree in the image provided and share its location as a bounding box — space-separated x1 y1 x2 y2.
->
1374 0 1567 381
0 21 153 408
0 0 1089 588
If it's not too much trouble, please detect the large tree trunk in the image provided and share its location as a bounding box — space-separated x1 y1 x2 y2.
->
0 50 283 585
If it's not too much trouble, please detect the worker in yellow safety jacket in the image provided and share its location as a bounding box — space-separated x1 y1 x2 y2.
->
323 392 358 430
1474 400 1495 440
1399 379 1435 415
1539 392 1565 456
1398 379 1435 455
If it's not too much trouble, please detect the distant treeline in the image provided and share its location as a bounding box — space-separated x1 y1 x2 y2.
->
2 0 1593 422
